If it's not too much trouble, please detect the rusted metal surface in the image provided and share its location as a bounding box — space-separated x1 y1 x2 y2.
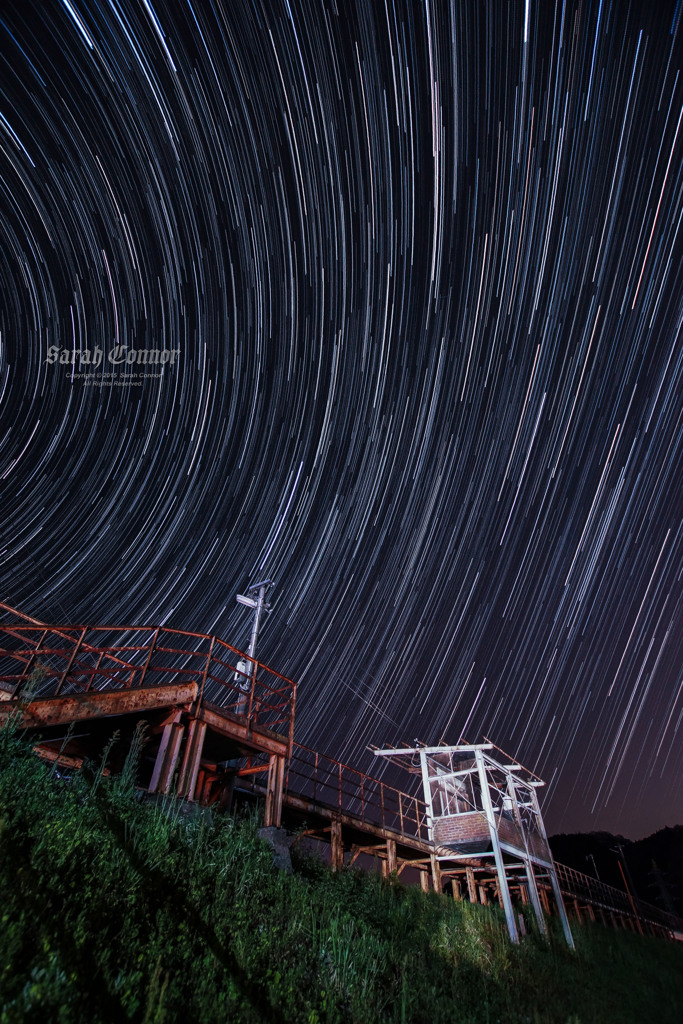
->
0 682 198 729
196 704 290 757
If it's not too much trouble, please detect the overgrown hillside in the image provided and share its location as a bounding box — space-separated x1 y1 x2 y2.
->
1 723 682 1024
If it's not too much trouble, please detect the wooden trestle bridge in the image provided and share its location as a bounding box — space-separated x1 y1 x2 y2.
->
1 602 679 942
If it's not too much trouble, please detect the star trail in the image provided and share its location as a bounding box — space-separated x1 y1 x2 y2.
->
1 0 682 837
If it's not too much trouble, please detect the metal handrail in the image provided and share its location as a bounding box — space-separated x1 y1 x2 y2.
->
0 618 297 743
286 742 430 842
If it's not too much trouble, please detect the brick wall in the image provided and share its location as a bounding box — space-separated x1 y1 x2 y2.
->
433 811 490 847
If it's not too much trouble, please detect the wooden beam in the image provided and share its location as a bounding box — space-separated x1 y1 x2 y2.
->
330 819 343 871
149 714 185 794
177 719 207 800
539 886 551 915
0 682 197 729
196 705 289 757
33 745 86 771
264 754 286 827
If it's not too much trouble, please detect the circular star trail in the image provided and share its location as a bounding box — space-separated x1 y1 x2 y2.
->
1 0 681 837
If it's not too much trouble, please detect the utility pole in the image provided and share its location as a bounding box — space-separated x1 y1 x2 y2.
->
586 853 600 881
649 859 678 917
234 580 273 714
612 843 643 935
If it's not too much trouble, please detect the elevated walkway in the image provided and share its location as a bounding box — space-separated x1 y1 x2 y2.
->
0 602 295 825
1 602 679 941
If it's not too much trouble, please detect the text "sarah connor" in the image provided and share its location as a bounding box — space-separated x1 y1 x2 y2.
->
45 346 181 367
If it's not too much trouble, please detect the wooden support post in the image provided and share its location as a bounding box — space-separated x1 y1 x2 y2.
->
573 899 582 923
216 772 235 812
264 754 285 827
177 719 207 800
478 884 488 905
430 853 442 894
452 878 462 900
466 866 477 903
420 869 429 893
149 716 185 794
586 903 595 923
539 886 551 915
519 883 529 904
330 819 343 871
386 838 397 875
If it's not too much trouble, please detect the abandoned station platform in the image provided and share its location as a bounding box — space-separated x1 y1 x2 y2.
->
1 600 679 943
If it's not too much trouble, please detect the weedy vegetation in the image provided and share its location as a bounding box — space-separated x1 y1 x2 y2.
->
1 716 682 1023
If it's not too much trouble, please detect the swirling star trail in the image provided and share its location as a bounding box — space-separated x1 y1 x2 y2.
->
1 0 681 836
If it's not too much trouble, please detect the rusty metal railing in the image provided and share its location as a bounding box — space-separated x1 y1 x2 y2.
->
0 611 296 748
554 861 681 933
285 742 430 843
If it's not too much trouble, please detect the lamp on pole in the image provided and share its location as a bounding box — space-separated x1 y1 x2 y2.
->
234 580 273 714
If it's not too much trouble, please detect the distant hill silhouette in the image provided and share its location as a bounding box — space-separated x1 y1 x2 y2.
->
549 826 683 918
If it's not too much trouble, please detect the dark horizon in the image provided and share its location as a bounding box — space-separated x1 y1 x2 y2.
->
1 0 682 841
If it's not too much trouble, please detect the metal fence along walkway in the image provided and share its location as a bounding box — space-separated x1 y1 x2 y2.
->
1 602 680 941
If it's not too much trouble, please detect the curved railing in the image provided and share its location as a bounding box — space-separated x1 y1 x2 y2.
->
0 603 296 749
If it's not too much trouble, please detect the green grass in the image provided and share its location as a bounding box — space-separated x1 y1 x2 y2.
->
1 722 682 1023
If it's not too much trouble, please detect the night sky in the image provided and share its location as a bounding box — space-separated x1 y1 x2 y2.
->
1 0 682 839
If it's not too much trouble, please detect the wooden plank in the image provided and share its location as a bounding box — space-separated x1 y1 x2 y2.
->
0 682 197 729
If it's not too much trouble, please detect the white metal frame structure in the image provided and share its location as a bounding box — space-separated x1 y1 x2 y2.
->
374 742 574 947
